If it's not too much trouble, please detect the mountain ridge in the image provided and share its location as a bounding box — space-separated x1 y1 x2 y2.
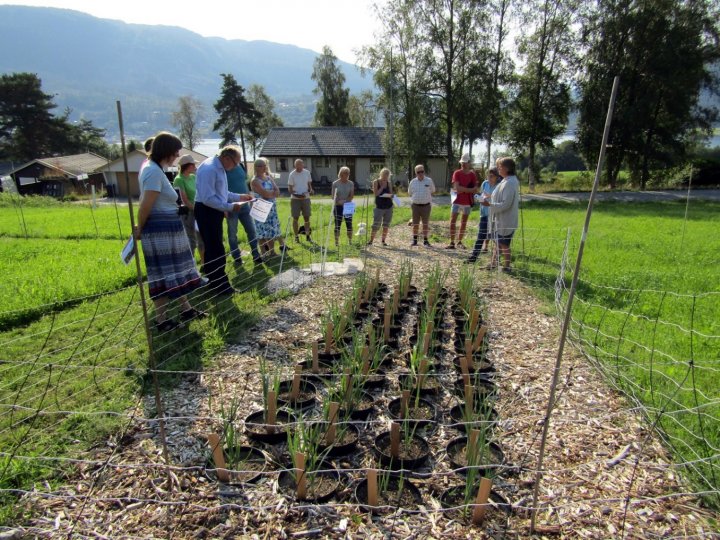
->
0 5 375 137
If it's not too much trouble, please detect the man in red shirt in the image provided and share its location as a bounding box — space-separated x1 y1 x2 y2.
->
446 153 478 249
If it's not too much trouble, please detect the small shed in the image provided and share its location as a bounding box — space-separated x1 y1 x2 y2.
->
8 153 108 197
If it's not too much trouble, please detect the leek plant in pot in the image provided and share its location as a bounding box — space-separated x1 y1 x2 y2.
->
441 427 509 524
245 357 295 443
278 417 340 502
354 466 423 514
374 420 431 470
206 394 269 485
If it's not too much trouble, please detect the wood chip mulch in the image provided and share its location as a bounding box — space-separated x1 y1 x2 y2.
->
15 225 720 539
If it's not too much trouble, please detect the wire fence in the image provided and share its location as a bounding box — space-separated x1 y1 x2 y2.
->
0 201 718 537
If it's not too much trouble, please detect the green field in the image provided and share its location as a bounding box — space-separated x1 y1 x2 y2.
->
0 195 718 518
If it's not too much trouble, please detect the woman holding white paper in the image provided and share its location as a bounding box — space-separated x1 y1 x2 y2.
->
331 166 355 247
251 159 282 258
367 167 394 246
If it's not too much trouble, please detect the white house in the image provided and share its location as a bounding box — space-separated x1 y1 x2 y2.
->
260 127 449 191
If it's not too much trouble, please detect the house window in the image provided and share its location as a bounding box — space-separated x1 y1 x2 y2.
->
370 160 386 177
277 158 288 172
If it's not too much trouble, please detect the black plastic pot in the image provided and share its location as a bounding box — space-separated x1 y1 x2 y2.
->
277 463 341 503
448 403 499 433
452 354 494 375
316 422 361 457
357 368 389 389
397 372 443 397
453 375 497 401
354 476 423 514
316 341 343 363
337 390 376 420
446 436 505 477
245 409 296 444
205 445 269 485
296 360 335 382
374 430 431 470
387 396 438 430
439 485 511 521
277 379 318 410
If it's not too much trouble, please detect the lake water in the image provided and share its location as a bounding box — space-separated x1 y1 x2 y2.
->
195 132 720 161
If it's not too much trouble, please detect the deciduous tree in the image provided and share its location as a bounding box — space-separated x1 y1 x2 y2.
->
577 0 720 189
506 0 576 190
246 84 283 157
311 46 351 126
171 96 204 151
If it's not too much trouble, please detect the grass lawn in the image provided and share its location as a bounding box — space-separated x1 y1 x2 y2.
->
512 199 720 501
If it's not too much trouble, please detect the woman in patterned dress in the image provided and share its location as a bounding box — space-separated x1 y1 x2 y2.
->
251 158 282 257
134 132 206 331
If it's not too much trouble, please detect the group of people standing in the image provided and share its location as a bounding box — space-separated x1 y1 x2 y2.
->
404 155 520 272
134 131 519 331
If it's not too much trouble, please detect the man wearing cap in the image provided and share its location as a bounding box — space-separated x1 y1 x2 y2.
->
287 159 314 243
446 153 478 249
195 146 254 295
173 154 204 265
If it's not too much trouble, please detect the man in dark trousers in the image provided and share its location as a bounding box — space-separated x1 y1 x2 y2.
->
194 146 253 295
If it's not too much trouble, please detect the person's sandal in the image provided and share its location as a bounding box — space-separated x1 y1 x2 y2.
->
156 319 180 332
180 308 207 321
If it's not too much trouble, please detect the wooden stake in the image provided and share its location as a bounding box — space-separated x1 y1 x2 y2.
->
206 433 229 483
266 390 277 426
290 365 302 400
392 288 399 315
367 469 378 506
470 307 480 334
426 319 435 337
460 355 471 388
343 369 353 404
472 477 493 525
468 428 480 459
325 401 340 445
361 345 370 375
418 358 428 389
325 321 334 353
295 451 307 500
401 389 410 418
465 384 474 420
473 325 487 351
311 341 319 373
422 331 431 356
465 339 473 362
390 422 400 458
383 308 391 343
468 297 477 321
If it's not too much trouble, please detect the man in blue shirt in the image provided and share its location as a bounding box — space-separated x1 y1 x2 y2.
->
226 164 261 264
195 146 253 295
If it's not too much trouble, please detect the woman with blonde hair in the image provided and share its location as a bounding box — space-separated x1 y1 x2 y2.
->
251 158 282 257
331 166 355 246
367 167 393 246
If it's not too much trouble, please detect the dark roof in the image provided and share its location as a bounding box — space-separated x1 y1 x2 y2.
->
7 153 109 177
260 127 386 157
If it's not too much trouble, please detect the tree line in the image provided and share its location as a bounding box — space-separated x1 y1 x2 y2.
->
2 0 718 190
355 0 719 189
